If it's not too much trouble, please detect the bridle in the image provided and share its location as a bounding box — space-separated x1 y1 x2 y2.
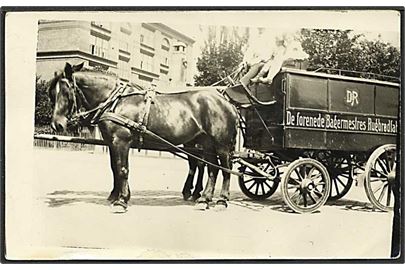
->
55 75 91 126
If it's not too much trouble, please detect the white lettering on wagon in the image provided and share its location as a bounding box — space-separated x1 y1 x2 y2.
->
345 89 359 107
285 111 397 134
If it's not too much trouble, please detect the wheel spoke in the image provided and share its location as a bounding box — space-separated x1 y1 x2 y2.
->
313 188 323 198
261 182 266 195
387 185 392 206
263 180 272 190
336 177 347 187
384 152 392 171
294 168 304 181
370 167 388 178
372 182 385 196
303 193 308 207
254 183 260 195
247 181 256 191
376 158 389 175
291 190 301 204
289 177 301 186
370 176 386 183
288 184 300 189
308 192 317 204
310 173 322 181
377 184 387 203
243 178 255 184
333 178 340 194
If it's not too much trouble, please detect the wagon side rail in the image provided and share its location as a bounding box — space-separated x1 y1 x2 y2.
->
313 67 400 83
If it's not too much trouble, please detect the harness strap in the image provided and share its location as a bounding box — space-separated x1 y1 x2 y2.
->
99 112 146 133
99 111 242 176
137 90 155 147
91 83 128 124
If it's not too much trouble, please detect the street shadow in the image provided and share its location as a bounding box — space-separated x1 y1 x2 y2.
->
326 199 383 213
45 190 196 208
45 190 379 213
229 192 298 214
229 192 377 214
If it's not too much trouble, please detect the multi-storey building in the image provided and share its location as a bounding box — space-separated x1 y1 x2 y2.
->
36 21 195 89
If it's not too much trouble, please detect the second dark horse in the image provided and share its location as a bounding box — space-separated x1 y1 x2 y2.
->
49 63 238 212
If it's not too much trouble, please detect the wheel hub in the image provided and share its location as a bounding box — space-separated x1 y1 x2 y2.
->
301 177 314 191
387 168 396 184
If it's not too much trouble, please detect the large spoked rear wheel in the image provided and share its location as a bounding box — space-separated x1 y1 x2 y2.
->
238 162 280 200
281 158 331 214
326 155 354 201
364 144 396 211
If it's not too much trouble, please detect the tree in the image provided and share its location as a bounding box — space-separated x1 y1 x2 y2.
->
35 76 52 127
194 40 245 86
300 29 400 79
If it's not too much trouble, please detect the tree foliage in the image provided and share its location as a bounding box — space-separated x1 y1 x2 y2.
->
35 76 52 126
194 40 245 86
300 29 400 79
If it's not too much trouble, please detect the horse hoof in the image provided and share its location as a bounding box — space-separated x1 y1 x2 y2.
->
110 200 128 214
215 200 228 211
194 201 209 211
182 193 192 201
107 193 118 202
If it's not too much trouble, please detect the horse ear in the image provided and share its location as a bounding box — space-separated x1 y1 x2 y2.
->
64 63 73 79
72 62 84 72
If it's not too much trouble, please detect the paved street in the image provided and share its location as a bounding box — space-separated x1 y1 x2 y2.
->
8 148 394 260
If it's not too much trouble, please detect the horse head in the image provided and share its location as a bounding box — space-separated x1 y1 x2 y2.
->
49 62 84 132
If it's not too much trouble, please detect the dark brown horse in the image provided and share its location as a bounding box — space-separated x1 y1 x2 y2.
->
48 62 238 212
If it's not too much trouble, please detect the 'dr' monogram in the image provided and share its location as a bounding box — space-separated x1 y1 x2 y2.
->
345 89 359 107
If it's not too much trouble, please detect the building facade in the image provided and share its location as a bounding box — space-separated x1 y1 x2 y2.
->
36 21 195 89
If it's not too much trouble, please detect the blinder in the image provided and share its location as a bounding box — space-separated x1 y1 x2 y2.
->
56 76 81 120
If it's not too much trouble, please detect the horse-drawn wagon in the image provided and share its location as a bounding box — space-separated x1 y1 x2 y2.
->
228 67 399 213
40 62 399 214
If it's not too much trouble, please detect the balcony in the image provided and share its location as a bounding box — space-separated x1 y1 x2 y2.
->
118 49 131 61
159 63 169 74
90 21 111 40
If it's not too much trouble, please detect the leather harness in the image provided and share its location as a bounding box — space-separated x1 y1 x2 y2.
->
67 77 155 148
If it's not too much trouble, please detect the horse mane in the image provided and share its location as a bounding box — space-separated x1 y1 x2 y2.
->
48 67 146 96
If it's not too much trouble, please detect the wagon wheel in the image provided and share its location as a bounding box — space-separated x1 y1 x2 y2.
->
325 155 354 201
303 151 353 201
238 161 280 200
281 158 331 213
364 144 396 211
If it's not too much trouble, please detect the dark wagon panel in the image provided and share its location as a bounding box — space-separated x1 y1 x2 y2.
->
243 68 399 153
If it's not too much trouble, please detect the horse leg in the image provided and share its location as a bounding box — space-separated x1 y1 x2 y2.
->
107 145 119 202
192 161 205 201
109 138 131 212
195 152 219 210
182 157 197 201
216 151 232 210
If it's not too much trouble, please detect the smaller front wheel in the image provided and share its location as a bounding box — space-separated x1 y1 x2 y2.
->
281 158 331 214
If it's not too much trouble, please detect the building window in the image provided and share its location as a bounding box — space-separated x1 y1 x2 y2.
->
120 23 132 35
119 41 129 52
161 38 170 51
117 59 130 80
140 27 154 47
174 44 186 52
91 21 111 31
140 53 154 72
90 35 109 58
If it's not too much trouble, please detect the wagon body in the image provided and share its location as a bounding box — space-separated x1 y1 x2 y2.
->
241 68 399 153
